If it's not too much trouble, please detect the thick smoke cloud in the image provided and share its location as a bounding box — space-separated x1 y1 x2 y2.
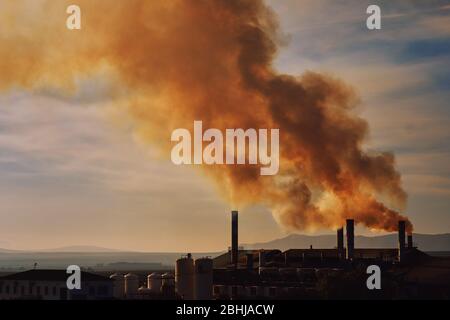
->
0 0 412 232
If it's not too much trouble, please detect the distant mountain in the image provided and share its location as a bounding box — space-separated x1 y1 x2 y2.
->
0 248 21 254
0 245 123 253
38 245 123 253
0 250 224 270
243 233 450 252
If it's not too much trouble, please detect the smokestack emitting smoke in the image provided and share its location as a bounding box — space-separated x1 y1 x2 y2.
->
346 219 355 260
337 227 344 258
0 0 412 233
231 210 238 266
398 220 406 261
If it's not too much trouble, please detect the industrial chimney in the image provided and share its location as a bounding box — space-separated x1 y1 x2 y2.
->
407 233 413 249
337 227 344 259
231 210 238 267
346 219 354 260
398 220 406 261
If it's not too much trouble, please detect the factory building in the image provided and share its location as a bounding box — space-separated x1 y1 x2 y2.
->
211 211 424 299
0 270 113 300
103 213 431 300
0 211 429 301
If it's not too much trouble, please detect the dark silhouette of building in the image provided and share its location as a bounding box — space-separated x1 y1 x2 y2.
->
211 211 445 299
0 269 113 300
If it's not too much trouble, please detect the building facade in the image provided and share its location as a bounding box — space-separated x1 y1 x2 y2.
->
0 269 113 300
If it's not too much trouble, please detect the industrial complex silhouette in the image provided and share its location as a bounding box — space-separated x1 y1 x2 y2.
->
0 210 448 300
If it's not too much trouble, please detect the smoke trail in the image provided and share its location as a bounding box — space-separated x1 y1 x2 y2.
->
0 0 412 232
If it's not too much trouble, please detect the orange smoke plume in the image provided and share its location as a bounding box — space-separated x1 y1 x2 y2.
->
0 0 412 232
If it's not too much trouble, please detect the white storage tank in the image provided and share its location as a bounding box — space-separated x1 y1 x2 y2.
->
194 257 213 300
175 254 195 300
124 273 139 298
110 273 125 299
161 272 175 295
147 272 162 293
162 272 175 286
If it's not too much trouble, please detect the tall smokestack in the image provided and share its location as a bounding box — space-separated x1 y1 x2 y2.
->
407 233 413 249
337 227 344 259
346 219 354 260
398 220 406 261
231 210 238 267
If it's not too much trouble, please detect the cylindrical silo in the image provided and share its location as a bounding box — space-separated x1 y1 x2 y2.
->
147 272 162 293
124 273 139 298
162 272 175 286
175 254 195 300
109 273 125 299
194 257 213 300
161 272 175 295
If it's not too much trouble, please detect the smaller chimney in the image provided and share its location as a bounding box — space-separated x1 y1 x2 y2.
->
407 233 413 249
398 220 406 262
231 211 238 267
337 227 344 258
346 219 354 260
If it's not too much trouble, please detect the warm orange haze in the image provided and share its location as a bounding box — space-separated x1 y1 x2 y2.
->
0 0 449 305
0 0 412 240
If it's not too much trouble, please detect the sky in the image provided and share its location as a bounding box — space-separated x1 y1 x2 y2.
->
0 0 449 251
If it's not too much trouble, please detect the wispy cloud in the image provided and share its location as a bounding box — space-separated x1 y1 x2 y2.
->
403 174 450 196
0 91 218 197
0 90 240 251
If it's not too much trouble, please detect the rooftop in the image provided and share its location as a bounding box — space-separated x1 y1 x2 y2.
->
0 269 112 282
